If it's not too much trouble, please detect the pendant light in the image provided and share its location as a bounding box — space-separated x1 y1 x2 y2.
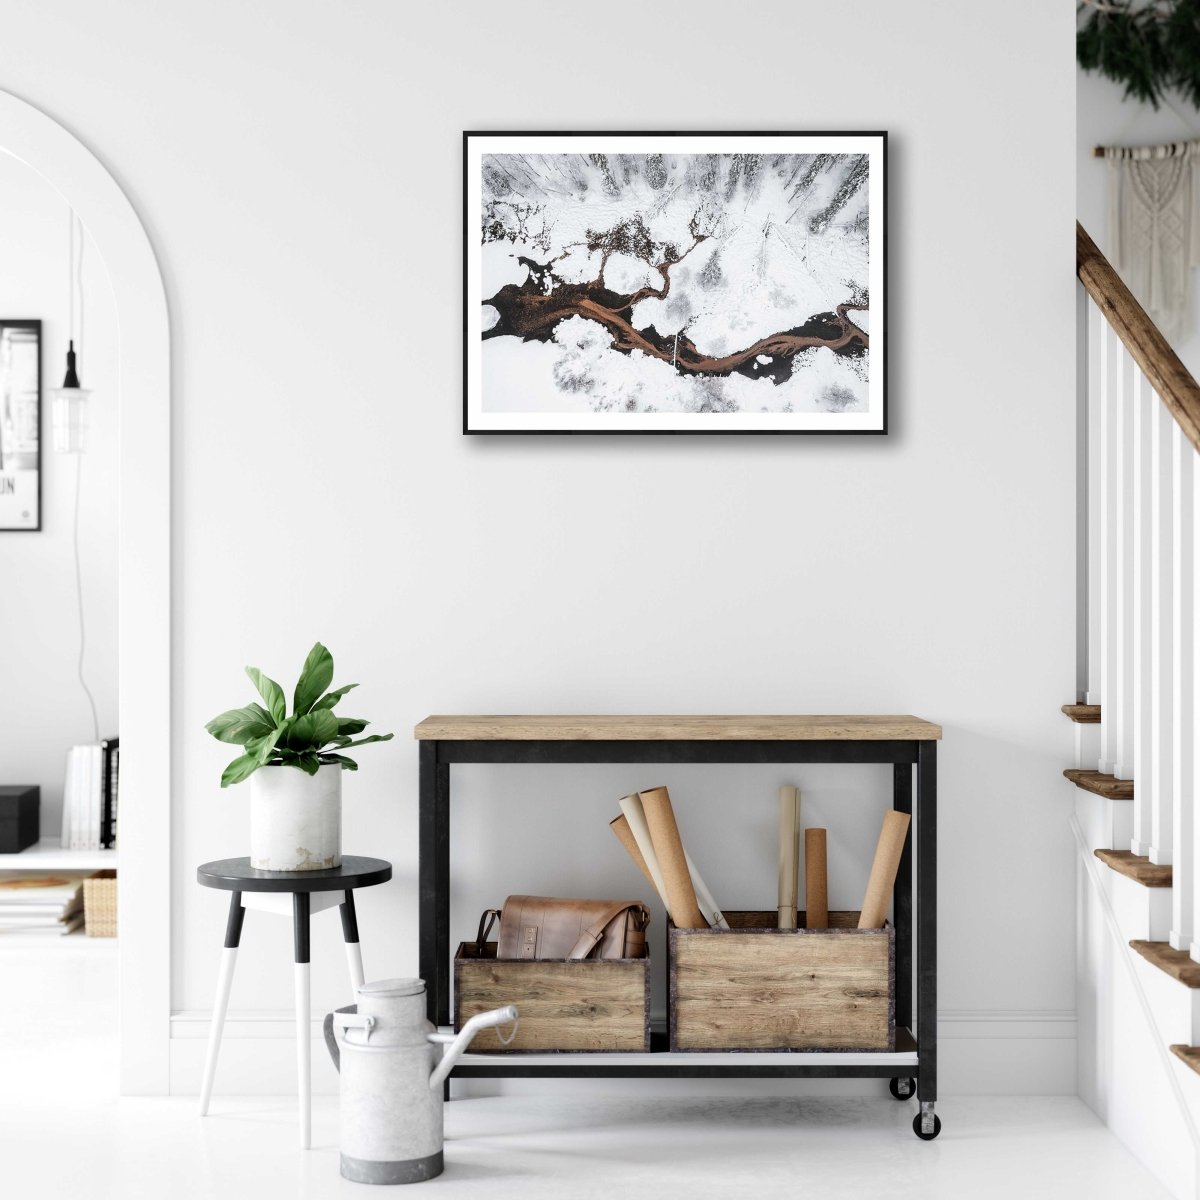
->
50 211 92 454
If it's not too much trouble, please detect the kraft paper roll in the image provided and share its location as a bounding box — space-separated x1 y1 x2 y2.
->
858 810 911 929
805 828 828 930
617 794 670 908
778 786 799 929
609 813 662 899
639 785 708 929
618 795 728 928
685 849 730 930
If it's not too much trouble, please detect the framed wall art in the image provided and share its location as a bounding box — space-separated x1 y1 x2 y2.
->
0 319 41 529
464 132 886 435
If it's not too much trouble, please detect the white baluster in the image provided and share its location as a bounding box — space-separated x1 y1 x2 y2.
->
1086 299 1103 709
1188 442 1200 964
1131 370 1155 853
1099 322 1120 777
1170 426 1194 946
1114 348 1136 781
1149 400 1176 865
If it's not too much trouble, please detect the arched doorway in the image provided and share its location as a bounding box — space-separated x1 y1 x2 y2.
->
0 89 170 1094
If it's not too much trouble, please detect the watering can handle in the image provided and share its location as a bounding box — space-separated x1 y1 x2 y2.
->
324 1004 374 1072
323 1012 340 1073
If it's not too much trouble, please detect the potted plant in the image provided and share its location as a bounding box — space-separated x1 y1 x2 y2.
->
205 642 393 871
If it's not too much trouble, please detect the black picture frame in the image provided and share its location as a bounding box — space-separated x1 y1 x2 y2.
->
0 319 43 529
464 131 887 436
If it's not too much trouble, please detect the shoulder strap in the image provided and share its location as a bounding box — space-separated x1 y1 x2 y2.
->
567 901 649 960
474 908 501 954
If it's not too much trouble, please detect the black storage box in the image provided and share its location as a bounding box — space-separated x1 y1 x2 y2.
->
0 786 39 853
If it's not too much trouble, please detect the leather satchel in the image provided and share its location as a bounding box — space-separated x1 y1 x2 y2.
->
474 895 649 961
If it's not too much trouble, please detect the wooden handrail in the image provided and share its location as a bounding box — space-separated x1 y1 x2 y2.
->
1077 221 1200 453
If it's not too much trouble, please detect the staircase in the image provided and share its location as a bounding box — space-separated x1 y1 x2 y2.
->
1073 224 1200 1199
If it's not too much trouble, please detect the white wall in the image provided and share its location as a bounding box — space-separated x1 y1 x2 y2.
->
1078 68 1200 375
0 1 1077 1093
0 152 117 835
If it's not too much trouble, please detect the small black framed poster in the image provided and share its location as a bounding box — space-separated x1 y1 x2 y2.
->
465 132 886 434
0 320 42 529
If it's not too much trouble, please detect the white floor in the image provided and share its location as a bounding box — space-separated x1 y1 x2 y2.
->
0 945 1175 1199
0 1090 1173 1199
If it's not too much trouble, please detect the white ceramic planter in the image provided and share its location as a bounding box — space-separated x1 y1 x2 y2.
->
250 762 342 871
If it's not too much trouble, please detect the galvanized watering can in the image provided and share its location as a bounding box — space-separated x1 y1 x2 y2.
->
324 977 517 1185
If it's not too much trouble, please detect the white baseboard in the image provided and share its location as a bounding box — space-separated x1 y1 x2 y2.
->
169 1009 1076 1098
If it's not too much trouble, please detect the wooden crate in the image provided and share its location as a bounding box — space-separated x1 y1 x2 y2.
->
669 910 894 1052
454 941 650 1053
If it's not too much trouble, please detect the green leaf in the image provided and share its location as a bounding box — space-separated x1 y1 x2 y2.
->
293 642 335 716
249 726 284 766
312 683 358 712
336 717 369 737
319 753 359 771
336 733 394 751
220 752 261 787
206 703 275 746
245 666 286 724
294 752 321 776
281 708 340 753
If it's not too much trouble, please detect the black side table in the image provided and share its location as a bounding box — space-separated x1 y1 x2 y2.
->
196 856 391 1148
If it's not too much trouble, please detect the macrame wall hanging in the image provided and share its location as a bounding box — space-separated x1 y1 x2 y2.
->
1099 140 1200 341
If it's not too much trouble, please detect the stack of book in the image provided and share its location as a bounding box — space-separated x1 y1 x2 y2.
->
61 738 119 851
0 872 87 935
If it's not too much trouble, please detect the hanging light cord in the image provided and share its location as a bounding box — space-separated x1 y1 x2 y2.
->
68 210 99 744
72 453 99 744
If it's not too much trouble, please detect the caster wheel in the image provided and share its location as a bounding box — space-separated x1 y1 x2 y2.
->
913 1113 942 1141
889 1077 915 1101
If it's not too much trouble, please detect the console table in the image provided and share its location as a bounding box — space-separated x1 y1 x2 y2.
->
414 715 941 1139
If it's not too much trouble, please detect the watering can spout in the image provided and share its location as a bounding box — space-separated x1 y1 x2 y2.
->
428 1006 518 1090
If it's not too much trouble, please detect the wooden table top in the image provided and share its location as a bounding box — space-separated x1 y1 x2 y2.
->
413 715 942 742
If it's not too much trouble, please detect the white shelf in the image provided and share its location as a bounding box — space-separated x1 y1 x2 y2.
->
0 837 117 871
439 1027 919 1070
0 930 116 948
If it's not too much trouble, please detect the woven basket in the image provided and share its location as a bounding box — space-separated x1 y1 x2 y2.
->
83 870 117 938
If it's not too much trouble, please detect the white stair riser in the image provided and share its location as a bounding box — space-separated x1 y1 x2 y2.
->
1130 955 1200 1046
1073 722 1101 771
1106 871 1172 943
1076 791 1134 856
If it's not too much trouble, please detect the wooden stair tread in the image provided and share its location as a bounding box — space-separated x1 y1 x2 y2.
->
1170 1045 1200 1076
1062 704 1101 724
1063 769 1134 799
1094 849 1172 887
1130 941 1200 987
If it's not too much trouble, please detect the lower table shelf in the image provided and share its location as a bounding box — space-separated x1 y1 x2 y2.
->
445 1025 919 1078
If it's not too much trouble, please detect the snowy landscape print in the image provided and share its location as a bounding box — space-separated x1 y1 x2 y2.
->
466 133 885 433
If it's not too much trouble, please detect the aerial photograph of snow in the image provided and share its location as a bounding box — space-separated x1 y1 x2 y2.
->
475 146 877 426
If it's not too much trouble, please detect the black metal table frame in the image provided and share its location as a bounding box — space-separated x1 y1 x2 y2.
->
418 737 935 1113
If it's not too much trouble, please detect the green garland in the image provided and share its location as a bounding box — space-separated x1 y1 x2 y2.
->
1078 0 1200 109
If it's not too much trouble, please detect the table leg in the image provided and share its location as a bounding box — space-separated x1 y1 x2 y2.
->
199 891 244 1116
419 742 451 1029
435 758 450 1028
293 892 311 1150
340 890 365 994
916 741 938 1128
893 762 913 1035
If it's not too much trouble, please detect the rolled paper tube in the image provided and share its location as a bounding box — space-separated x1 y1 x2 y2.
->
617 795 727 927
858 810 912 929
617 794 670 910
778 786 799 929
683 849 730 930
609 813 662 899
805 828 828 930
638 786 708 929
